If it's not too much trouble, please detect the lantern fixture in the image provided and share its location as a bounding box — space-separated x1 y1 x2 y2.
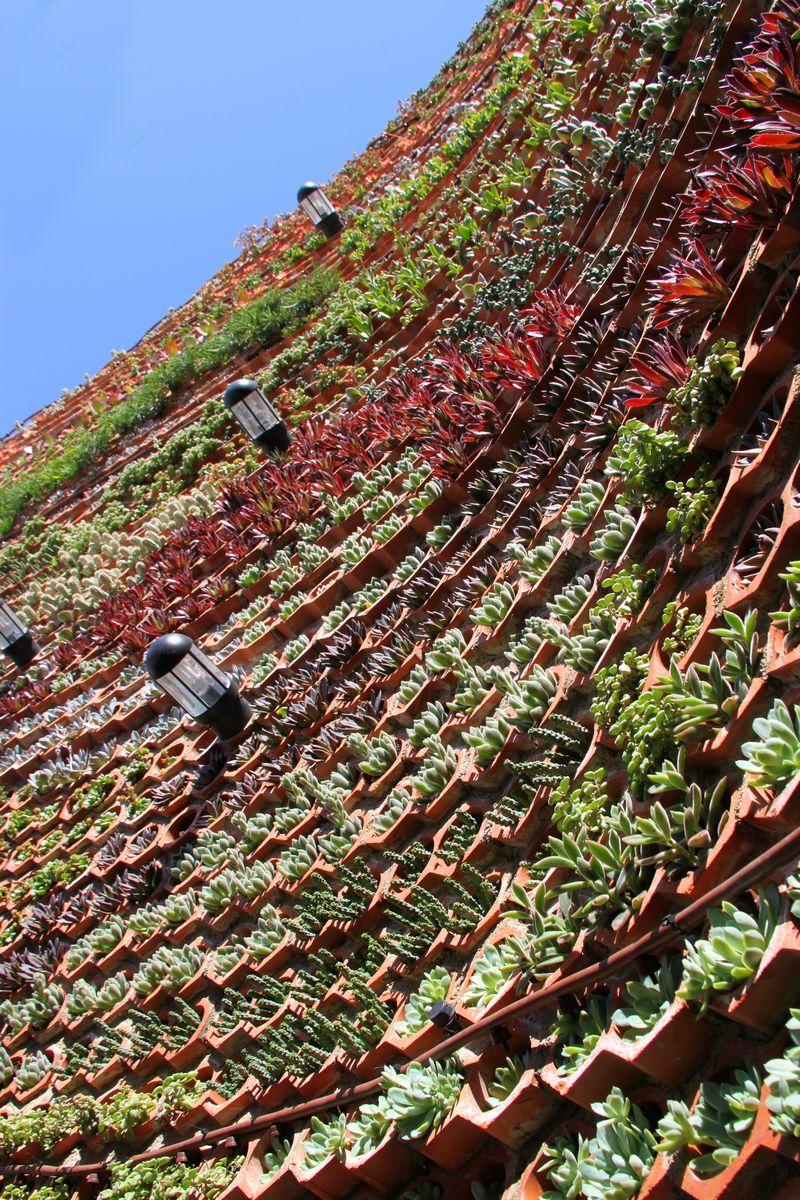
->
144 633 251 741
223 379 291 454
0 600 38 670
297 182 343 238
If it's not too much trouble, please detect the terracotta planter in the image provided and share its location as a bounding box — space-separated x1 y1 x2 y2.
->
712 917 800 1032
458 1044 554 1149
346 1129 422 1194
674 1084 790 1200
609 998 713 1087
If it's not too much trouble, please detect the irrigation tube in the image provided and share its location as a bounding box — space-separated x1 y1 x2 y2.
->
3 819 800 1183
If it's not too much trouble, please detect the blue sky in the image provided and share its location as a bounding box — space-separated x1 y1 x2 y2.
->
0 0 488 435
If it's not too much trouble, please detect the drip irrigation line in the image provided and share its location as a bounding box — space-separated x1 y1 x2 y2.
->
4 818 800 1183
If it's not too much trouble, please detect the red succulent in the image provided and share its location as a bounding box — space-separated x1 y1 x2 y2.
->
651 242 731 328
625 334 689 409
684 153 796 230
480 324 546 392
719 4 800 148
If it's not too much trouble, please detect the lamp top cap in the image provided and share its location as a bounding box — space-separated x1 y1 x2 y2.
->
145 632 194 679
223 379 260 409
297 182 320 202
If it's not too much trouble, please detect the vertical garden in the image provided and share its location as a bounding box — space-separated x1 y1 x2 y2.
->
1 0 800 1196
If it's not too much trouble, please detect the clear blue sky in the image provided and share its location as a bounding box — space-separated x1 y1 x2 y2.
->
0 0 488 435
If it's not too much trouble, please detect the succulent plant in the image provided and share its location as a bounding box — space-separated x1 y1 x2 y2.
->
678 886 781 1008
555 996 609 1074
348 1099 392 1157
397 965 452 1036
544 1087 656 1200
462 711 512 763
737 699 800 790
15 1050 52 1093
766 1008 800 1137
565 479 606 531
656 1064 760 1176
463 939 519 1008
303 1112 349 1167
380 1059 463 1139
589 503 638 562
348 731 399 778
413 738 459 800
507 535 561 583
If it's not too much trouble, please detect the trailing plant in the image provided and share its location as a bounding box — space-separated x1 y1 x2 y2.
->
668 339 742 427
550 769 610 837
98 1155 242 1200
609 689 678 795
591 650 648 729
666 469 719 544
605 419 688 506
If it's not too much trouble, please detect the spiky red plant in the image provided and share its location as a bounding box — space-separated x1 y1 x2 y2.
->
625 334 689 408
719 3 800 148
684 153 797 229
521 287 581 342
480 324 546 392
651 242 731 327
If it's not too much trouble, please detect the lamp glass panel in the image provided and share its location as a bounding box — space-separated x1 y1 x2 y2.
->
159 649 229 717
232 399 265 439
301 188 334 223
233 392 280 438
0 601 24 650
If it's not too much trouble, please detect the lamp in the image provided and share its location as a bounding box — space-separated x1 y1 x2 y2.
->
0 600 38 669
144 633 251 740
223 379 291 453
297 182 343 238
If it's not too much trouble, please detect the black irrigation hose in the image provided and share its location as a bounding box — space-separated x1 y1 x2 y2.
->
5 818 800 1183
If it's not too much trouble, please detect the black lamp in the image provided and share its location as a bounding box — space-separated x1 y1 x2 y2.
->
223 379 291 453
0 600 38 669
297 182 343 238
144 633 251 740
